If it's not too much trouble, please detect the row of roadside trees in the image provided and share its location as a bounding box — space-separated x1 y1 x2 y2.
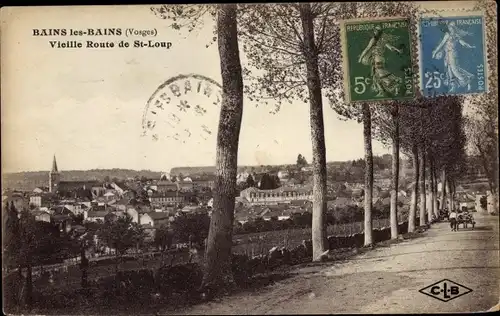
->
151 0 497 298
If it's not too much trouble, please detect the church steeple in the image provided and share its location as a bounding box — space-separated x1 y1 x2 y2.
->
51 155 59 173
49 154 60 193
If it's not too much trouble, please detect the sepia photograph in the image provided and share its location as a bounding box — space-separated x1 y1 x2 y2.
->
1 1 498 315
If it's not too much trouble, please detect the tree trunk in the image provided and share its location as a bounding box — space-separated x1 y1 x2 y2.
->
477 145 495 193
426 154 434 223
390 103 399 239
409 144 419 233
25 262 32 310
440 169 447 211
80 245 89 289
427 159 434 223
201 3 243 294
432 159 439 218
299 2 328 260
419 148 426 226
446 178 453 211
450 180 456 211
362 103 374 246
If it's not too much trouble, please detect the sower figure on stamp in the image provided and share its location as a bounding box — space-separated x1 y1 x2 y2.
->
432 21 475 93
358 25 404 97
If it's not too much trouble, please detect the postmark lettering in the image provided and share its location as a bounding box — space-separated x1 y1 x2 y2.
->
143 74 222 144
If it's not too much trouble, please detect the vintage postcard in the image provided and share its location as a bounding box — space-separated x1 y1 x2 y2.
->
1 2 498 315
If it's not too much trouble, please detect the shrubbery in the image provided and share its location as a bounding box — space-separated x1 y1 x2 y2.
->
7 218 421 314
233 206 391 235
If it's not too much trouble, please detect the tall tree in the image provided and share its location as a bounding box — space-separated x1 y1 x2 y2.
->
373 102 401 239
419 143 427 226
239 3 346 258
333 1 422 242
468 0 498 198
296 154 308 168
409 145 419 232
298 2 328 259
151 4 245 292
245 174 256 188
97 215 146 271
362 103 374 245
202 3 244 293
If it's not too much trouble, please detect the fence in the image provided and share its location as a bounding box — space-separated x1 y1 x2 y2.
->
232 217 401 257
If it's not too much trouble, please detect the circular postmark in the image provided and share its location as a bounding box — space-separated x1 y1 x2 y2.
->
142 74 222 145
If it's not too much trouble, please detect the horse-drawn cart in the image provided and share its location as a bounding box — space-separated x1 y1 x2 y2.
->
457 212 475 229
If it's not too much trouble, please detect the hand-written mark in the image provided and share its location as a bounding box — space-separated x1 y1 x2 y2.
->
184 129 191 137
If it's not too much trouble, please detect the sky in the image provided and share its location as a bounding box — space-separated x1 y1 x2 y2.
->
0 1 478 173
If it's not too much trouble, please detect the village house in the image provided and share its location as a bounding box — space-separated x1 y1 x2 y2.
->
277 170 289 180
60 202 86 216
52 214 72 233
85 210 109 222
33 187 46 194
236 171 251 184
126 207 139 223
29 194 45 207
149 191 186 206
152 180 179 193
103 191 116 201
91 186 106 197
115 197 132 211
51 205 74 216
181 205 203 214
139 212 170 228
192 180 215 192
177 181 195 192
31 210 51 222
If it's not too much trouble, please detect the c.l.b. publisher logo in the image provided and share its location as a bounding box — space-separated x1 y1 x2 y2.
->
419 279 473 302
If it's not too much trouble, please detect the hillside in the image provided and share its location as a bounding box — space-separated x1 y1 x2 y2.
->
170 165 297 176
2 169 163 191
169 155 398 176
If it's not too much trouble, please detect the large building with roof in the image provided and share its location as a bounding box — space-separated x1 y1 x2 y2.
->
239 186 313 206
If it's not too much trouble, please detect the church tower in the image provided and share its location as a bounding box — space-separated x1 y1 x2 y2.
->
49 155 60 193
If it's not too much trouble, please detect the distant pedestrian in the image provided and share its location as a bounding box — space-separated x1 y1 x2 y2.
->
449 209 458 231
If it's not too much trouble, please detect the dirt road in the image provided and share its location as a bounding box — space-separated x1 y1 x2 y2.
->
170 212 499 314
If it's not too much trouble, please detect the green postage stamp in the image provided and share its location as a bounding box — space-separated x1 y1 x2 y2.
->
341 17 415 103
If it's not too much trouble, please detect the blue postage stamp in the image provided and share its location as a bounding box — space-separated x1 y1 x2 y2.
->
419 13 487 97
